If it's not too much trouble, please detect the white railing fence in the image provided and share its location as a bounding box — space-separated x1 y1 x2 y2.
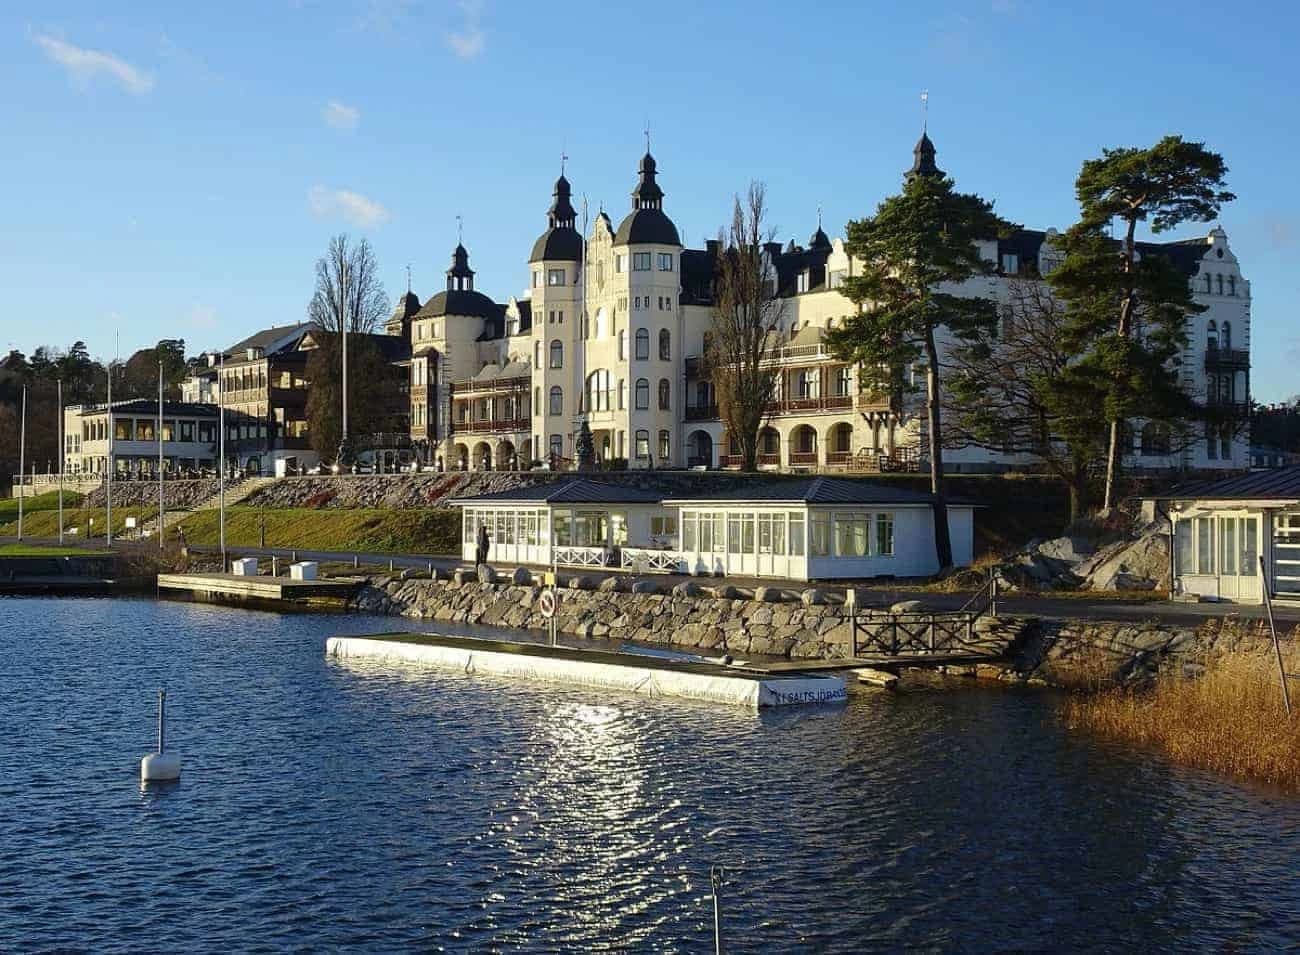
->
551 546 609 568
621 548 685 573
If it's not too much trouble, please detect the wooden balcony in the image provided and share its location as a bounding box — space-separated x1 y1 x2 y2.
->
453 417 530 436
769 394 852 415
450 375 530 397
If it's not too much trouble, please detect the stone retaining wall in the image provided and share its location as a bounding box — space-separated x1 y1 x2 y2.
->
84 479 220 509
350 572 1025 661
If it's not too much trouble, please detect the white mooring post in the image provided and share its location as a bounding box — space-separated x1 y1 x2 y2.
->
140 688 181 782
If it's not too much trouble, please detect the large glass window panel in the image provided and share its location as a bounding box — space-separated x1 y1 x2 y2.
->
727 514 741 553
683 512 697 551
1196 517 1214 574
742 514 755 553
699 513 712 552
1220 517 1237 575
758 514 772 553
1175 519 1193 575
712 514 725 553
876 514 895 557
1242 519 1258 576
810 516 829 556
773 514 787 556
788 513 804 555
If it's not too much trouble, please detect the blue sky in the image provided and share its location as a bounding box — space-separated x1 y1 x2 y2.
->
3 1 1298 402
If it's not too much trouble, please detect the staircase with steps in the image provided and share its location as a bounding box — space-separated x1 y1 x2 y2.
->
141 476 279 538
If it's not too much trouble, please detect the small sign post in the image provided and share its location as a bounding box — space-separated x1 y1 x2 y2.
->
845 587 858 658
540 572 559 646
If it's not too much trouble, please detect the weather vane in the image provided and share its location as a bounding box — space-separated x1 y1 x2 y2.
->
405 263 412 293
644 120 651 153
456 214 463 244
561 148 568 176
921 89 929 133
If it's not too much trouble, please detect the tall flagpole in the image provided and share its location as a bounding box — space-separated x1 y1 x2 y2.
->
158 360 165 552
16 385 26 541
218 349 226 567
107 349 114 546
341 257 349 456
57 379 64 544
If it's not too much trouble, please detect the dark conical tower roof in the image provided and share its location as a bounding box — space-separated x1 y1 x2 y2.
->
809 225 832 250
905 132 943 182
631 151 664 208
446 243 475 291
530 172 583 263
614 149 679 246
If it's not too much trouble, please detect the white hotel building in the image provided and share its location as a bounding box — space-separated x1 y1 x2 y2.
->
403 134 1251 476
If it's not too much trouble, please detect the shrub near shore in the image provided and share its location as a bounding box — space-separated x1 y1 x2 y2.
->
1064 623 1300 790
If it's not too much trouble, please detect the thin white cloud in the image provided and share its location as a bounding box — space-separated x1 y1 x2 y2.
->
308 186 391 229
33 33 154 94
323 99 360 130
446 0 486 60
187 304 218 330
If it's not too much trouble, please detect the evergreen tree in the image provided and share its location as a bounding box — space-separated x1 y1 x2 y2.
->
575 418 595 471
1052 136 1234 510
827 141 1013 569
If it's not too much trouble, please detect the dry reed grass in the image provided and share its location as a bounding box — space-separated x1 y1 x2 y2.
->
1064 635 1300 790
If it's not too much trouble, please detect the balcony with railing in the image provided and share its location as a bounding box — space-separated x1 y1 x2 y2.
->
453 417 530 436
450 374 530 397
1204 346 1250 370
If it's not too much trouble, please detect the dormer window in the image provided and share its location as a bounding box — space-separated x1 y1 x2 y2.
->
797 272 809 294
1001 253 1019 275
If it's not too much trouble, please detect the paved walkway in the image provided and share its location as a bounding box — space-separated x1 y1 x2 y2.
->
8 535 1300 627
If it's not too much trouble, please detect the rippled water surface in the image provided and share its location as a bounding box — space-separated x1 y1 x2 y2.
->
2 597 1299 951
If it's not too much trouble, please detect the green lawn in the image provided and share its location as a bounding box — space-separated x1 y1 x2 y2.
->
0 543 111 557
0 505 157 541
0 490 84 521
176 506 461 555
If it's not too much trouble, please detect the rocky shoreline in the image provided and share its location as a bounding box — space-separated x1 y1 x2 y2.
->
348 570 1289 688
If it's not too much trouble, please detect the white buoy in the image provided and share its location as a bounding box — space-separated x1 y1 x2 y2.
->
140 688 181 782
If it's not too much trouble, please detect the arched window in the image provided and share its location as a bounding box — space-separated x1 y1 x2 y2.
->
534 340 540 367
635 378 649 410
548 386 563 416
1204 273 1212 293
658 378 671 410
658 430 671 462
618 329 627 360
1216 274 1224 295
635 328 649 360
659 329 671 360
1221 321 1232 350
1228 275 1236 296
550 340 563 369
1207 320 1218 350
586 370 612 412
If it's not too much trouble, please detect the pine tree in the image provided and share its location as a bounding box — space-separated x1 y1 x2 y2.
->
1052 136 1234 511
827 142 1013 569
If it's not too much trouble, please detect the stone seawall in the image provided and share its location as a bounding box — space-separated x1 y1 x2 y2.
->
350 573 1024 661
85 479 220 509
350 572 1295 687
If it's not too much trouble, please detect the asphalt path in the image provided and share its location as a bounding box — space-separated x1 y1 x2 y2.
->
7 535 1299 626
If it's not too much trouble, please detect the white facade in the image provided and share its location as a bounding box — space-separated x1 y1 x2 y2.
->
412 141 1250 477
63 401 219 476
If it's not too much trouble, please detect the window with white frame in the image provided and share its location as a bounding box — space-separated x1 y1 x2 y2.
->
657 253 674 271
550 340 563 368
635 429 649 458
548 268 566 286
548 386 563 416
633 252 651 271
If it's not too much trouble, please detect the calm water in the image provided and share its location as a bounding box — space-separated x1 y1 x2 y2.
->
2 598 1298 952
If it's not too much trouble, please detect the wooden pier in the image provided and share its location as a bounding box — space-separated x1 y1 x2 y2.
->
157 572 360 608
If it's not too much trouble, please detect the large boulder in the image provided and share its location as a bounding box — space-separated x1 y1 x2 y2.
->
511 566 533 586
568 575 597 591
599 576 623 593
1036 536 1095 565
630 579 661 595
754 586 784 603
672 581 701 599
801 588 827 606
1084 532 1169 591
889 599 925 614
476 564 497 585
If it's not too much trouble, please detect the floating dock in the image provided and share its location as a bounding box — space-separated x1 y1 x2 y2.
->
326 632 848 708
158 572 359 608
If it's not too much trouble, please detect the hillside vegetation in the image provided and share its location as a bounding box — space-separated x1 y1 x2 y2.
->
176 507 460 556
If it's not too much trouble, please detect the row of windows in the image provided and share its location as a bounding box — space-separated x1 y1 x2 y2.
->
1206 320 1234 350
632 295 674 312
1202 272 1237 296
535 328 673 370
682 511 807 557
538 376 675 416
1175 515 1258 577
